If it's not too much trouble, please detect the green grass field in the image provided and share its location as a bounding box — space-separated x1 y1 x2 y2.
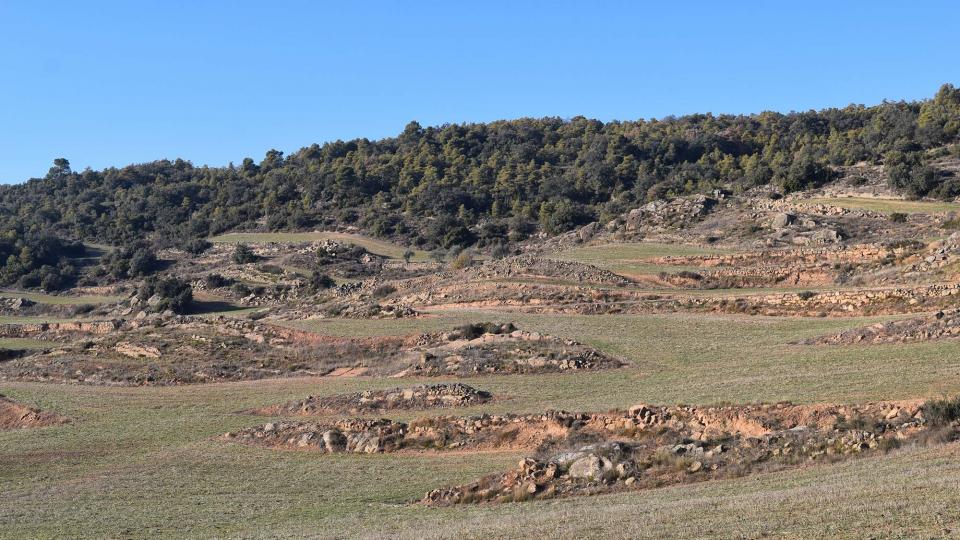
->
0 315 92 324
0 338 58 350
806 196 960 214
209 231 429 261
5 310 960 538
552 242 725 277
0 290 121 305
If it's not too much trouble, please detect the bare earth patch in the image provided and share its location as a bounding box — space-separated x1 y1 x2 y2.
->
0 395 69 430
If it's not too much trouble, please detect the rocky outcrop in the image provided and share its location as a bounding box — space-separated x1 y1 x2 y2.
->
621 195 718 233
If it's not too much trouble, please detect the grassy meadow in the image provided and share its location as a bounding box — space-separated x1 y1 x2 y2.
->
4 309 960 537
209 231 429 261
0 290 121 305
551 242 725 277
806 196 960 215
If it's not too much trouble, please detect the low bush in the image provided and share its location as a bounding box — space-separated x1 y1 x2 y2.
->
182 238 212 255
450 250 474 270
309 271 336 291
259 264 284 275
371 284 396 299
138 276 193 314
925 396 960 425
204 273 234 288
232 244 259 264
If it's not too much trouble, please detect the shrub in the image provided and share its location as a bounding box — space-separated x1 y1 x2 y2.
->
137 276 193 314
309 271 335 291
231 282 251 297
942 216 960 230
232 244 259 264
491 241 510 260
371 284 396 299
450 250 474 270
97 242 159 279
451 322 514 340
924 396 960 425
203 273 234 288
70 303 96 316
182 238 212 255
441 225 475 249
259 264 284 275
128 249 160 277
848 175 868 186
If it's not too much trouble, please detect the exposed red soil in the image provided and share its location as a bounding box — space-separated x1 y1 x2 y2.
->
0 395 69 430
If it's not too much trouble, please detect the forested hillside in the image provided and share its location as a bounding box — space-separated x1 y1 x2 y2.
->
3 84 960 257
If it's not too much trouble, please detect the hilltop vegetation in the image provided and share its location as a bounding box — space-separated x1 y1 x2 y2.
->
1 85 959 256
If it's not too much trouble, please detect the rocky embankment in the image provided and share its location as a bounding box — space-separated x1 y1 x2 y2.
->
224 410 582 453
423 400 931 505
801 308 960 345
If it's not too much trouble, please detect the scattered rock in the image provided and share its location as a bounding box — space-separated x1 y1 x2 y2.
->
772 213 796 228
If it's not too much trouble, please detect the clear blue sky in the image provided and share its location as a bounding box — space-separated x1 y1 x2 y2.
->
1 1 958 184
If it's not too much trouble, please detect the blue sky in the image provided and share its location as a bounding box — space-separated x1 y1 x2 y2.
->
1 1 958 183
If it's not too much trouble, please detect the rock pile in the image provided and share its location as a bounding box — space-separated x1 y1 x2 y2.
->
319 300 418 319
684 283 960 317
422 400 930 505
400 326 625 377
620 195 718 233
0 320 121 339
910 232 960 271
225 410 584 453
0 317 622 384
801 308 960 345
250 383 492 415
651 244 895 289
224 397 943 505
0 297 35 312
464 255 634 287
